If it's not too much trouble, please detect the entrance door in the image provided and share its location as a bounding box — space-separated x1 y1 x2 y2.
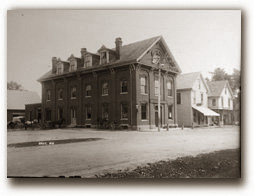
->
71 108 77 125
155 106 162 127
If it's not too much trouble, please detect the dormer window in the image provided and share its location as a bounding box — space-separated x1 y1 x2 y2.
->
100 51 109 64
70 61 77 71
56 63 63 74
84 54 92 68
68 55 77 71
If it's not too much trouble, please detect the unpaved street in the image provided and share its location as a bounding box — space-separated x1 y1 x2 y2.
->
7 126 240 177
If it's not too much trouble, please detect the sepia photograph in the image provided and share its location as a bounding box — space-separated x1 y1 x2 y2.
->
7 10 241 178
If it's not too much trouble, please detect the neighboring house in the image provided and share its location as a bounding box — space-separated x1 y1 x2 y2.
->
207 80 234 125
7 90 41 122
176 72 220 127
38 36 181 130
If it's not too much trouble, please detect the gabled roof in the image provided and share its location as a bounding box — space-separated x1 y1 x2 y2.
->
176 72 208 91
7 90 41 110
207 80 233 97
38 35 181 82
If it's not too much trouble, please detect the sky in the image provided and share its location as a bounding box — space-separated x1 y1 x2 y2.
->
7 10 241 97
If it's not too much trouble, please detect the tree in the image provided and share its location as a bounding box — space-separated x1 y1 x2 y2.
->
210 68 231 81
210 67 240 97
7 81 24 90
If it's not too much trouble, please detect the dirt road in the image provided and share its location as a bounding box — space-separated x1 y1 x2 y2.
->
7 126 240 177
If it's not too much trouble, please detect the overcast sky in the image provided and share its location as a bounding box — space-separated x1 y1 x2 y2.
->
7 10 241 97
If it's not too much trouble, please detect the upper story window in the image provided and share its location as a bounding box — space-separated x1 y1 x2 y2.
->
140 76 148 94
86 85 92 97
201 93 203 103
58 89 63 100
177 92 181 104
221 97 224 107
193 91 196 104
71 87 77 99
198 79 201 89
47 90 51 101
84 54 92 68
100 51 108 64
102 82 109 95
56 63 63 74
120 80 128 93
212 98 216 106
167 81 173 97
225 88 227 94
228 98 231 107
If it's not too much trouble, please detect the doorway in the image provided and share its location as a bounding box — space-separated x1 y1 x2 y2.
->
155 106 162 127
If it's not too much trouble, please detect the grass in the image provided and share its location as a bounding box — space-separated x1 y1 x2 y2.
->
97 149 240 178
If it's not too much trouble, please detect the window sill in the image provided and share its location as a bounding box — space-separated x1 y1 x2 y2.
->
141 93 148 95
71 97 77 100
85 96 92 98
102 94 109 96
58 99 63 101
86 119 91 121
141 119 148 121
46 100 51 102
121 118 128 120
120 92 128 94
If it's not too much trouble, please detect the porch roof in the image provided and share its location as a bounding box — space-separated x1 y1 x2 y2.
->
192 105 220 116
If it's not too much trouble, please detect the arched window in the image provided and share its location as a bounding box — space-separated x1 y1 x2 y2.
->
140 76 147 94
167 81 172 96
102 82 109 95
58 89 63 100
86 85 92 97
71 87 77 99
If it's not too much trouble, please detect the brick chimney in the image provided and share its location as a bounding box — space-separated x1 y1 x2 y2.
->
115 37 122 60
52 57 57 74
80 48 87 59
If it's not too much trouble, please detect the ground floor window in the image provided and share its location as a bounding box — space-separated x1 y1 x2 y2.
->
46 110 51 121
58 108 63 120
86 105 92 120
168 105 173 119
141 103 147 120
102 104 109 120
121 104 128 119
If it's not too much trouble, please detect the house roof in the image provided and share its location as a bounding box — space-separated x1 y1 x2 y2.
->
207 80 233 97
7 90 41 110
176 72 202 90
38 35 181 82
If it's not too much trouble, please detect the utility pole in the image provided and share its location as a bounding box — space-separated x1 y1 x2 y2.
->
158 64 161 132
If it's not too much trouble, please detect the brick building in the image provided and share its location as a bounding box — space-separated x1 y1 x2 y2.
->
7 90 40 122
38 36 181 130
